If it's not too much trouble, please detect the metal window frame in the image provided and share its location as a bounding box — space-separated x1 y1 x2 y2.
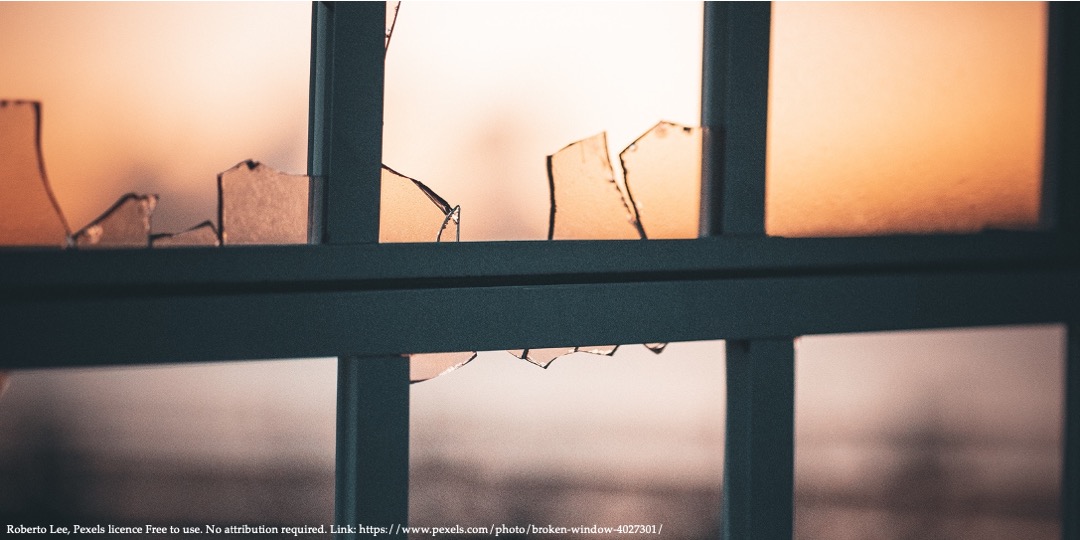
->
0 2 1077 538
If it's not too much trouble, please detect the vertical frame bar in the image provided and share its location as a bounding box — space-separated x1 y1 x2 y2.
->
723 339 795 540
310 1 385 246
700 2 772 237
702 4 794 538
1041 3 1080 240
309 2 410 536
1065 323 1079 540
336 356 410 534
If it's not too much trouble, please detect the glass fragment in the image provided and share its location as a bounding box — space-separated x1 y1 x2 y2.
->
383 3 703 241
385 1 401 52
645 343 668 354
547 132 644 240
410 351 477 383
508 348 576 368
72 193 156 248
151 221 220 248
0 100 70 247
380 165 460 243
575 345 618 356
767 2 1045 236
620 122 702 239
218 160 311 245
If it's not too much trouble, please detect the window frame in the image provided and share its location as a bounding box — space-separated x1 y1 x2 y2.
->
0 2 1076 538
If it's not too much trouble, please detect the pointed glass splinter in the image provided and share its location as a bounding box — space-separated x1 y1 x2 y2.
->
645 343 668 354
219 160 311 245
620 122 702 239
409 351 477 383
575 345 618 356
152 221 220 248
547 132 644 240
380 165 459 243
72 193 157 248
509 348 576 368
386 1 401 51
0 101 70 247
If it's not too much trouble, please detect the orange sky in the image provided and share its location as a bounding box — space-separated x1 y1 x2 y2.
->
0 2 311 234
0 2 1049 240
767 2 1047 236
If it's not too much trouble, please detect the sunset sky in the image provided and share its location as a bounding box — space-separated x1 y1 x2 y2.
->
0 3 1064 533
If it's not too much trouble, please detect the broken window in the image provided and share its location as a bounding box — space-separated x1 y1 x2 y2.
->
72 193 157 249
621 122 702 239
151 221 220 248
218 160 312 245
380 165 460 243
547 133 643 241
0 101 69 247
409 351 477 383
382 2 703 241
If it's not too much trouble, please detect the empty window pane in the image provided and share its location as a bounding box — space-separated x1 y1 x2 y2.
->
0 360 336 526
795 325 1064 539
767 2 1046 237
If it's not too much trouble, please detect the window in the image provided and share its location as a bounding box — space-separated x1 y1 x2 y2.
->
0 3 1077 538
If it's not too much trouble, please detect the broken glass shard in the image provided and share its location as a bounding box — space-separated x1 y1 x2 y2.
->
0 100 70 247
575 345 618 356
645 343 668 354
547 132 644 240
380 165 460 243
151 221 220 248
386 1 401 52
410 351 477 383
620 122 702 239
509 347 576 368
72 193 157 248
218 160 311 245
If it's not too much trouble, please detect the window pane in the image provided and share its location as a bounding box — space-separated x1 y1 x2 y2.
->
767 2 1046 237
411 342 724 536
0 2 311 239
795 325 1064 539
383 2 703 241
0 360 336 526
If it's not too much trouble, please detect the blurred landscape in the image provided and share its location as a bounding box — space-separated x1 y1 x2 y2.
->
0 328 1065 539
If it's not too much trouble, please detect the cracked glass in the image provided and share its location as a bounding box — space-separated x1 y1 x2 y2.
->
620 122 702 239
72 193 156 249
152 221 220 248
409 351 477 383
411 342 725 537
380 165 460 243
383 2 702 241
547 133 643 241
0 101 69 247
218 160 311 245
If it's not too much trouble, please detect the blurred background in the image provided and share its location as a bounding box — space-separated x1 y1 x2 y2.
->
0 2 1065 538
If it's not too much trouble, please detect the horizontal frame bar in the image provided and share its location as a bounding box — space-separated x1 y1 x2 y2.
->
1 266 1076 368
0 232 1074 294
